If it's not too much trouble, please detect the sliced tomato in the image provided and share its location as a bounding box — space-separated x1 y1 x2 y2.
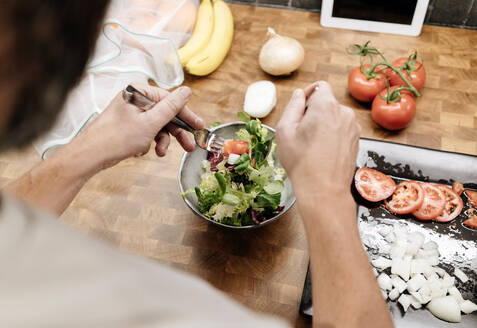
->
452 181 464 196
463 213 477 229
354 168 396 202
223 140 249 157
412 183 446 221
385 181 424 215
464 189 477 207
435 185 463 223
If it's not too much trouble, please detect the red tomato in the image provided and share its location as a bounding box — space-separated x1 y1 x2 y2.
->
348 65 387 102
385 181 424 214
463 213 477 229
452 181 464 196
435 185 463 223
223 140 249 157
387 57 426 91
413 183 446 221
464 189 477 207
354 167 396 202
371 86 416 131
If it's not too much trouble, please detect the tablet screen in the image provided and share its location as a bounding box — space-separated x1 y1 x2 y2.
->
332 0 418 25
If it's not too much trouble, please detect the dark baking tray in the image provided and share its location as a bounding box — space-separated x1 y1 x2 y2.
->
299 138 477 327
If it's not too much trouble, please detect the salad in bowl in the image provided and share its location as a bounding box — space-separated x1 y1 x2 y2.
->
180 112 293 228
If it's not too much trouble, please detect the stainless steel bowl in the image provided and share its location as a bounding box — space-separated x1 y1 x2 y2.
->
178 122 296 229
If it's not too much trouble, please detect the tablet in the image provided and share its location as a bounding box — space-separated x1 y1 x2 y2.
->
320 0 429 36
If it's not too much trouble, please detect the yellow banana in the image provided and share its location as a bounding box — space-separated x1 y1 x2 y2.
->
185 0 234 76
178 0 214 67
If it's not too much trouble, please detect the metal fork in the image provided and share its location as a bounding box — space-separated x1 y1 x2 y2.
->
122 85 224 152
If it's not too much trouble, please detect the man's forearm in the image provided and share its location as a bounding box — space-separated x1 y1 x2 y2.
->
5 137 104 216
298 191 393 328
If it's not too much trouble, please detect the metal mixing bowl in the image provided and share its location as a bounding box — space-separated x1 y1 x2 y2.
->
178 122 296 229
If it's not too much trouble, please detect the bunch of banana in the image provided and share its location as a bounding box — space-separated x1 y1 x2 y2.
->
178 0 234 76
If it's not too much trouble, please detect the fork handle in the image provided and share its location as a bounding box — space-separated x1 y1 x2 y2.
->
123 85 195 133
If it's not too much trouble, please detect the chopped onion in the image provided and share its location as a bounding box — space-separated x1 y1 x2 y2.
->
381 289 388 300
243 81 277 118
427 296 462 323
259 27 305 76
422 241 438 250
227 153 241 165
378 225 392 237
391 275 407 294
388 288 400 301
441 274 455 289
391 258 411 281
448 286 464 304
377 273 393 291
372 257 392 271
407 273 426 293
453 267 469 283
398 294 412 312
410 294 422 309
433 267 446 278
460 300 477 314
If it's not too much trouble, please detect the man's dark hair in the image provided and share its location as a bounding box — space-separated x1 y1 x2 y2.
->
0 1 110 150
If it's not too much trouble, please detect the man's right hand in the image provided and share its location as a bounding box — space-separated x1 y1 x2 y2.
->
276 81 361 201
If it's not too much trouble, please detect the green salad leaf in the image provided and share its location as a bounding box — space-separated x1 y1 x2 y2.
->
193 115 287 226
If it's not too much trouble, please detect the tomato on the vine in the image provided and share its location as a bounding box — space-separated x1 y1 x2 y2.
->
371 86 416 131
387 53 426 91
348 64 386 102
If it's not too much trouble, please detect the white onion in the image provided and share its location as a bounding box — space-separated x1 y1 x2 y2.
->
398 294 412 312
460 300 477 314
378 225 392 237
259 27 305 76
372 257 392 271
377 273 393 291
227 153 241 165
448 286 464 304
441 274 455 289
391 275 407 294
433 267 446 278
389 288 400 301
243 81 277 118
407 274 426 293
427 296 462 323
381 289 388 300
391 258 411 281
453 267 469 283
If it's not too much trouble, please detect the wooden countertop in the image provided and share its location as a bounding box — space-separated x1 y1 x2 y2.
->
1 4 477 327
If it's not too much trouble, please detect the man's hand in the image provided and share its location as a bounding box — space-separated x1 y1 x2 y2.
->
76 84 204 170
6 84 205 215
276 82 393 328
276 81 360 200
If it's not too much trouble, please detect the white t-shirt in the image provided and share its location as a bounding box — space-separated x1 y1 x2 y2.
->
0 195 290 328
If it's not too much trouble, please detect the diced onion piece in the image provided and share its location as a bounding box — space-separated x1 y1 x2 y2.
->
372 257 392 271
227 153 241 165
381 289 388 300
372 267 378 277
460 300 477 314
453 267 469 283
391 275 408 294
392 258 411 281
377 273 393 291
398 294 412 312
448 286 464 304
418 285 432 304
410 294 422 309
441 274 455 289
243 81 277 118
427 296 462 323
410 259 432 275
407 273 426 293
426 256 439 267
390 245 406 260
388 288 400 301
417 249 439 259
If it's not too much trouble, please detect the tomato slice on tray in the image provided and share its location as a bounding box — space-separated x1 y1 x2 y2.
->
385 181 424 214
464 189 477 207
354 168 396 202
412 183 446 221
463 213 477 229
435 185 463 223
452 182 464 196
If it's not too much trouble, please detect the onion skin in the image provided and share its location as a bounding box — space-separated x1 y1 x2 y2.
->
259 28 305 76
